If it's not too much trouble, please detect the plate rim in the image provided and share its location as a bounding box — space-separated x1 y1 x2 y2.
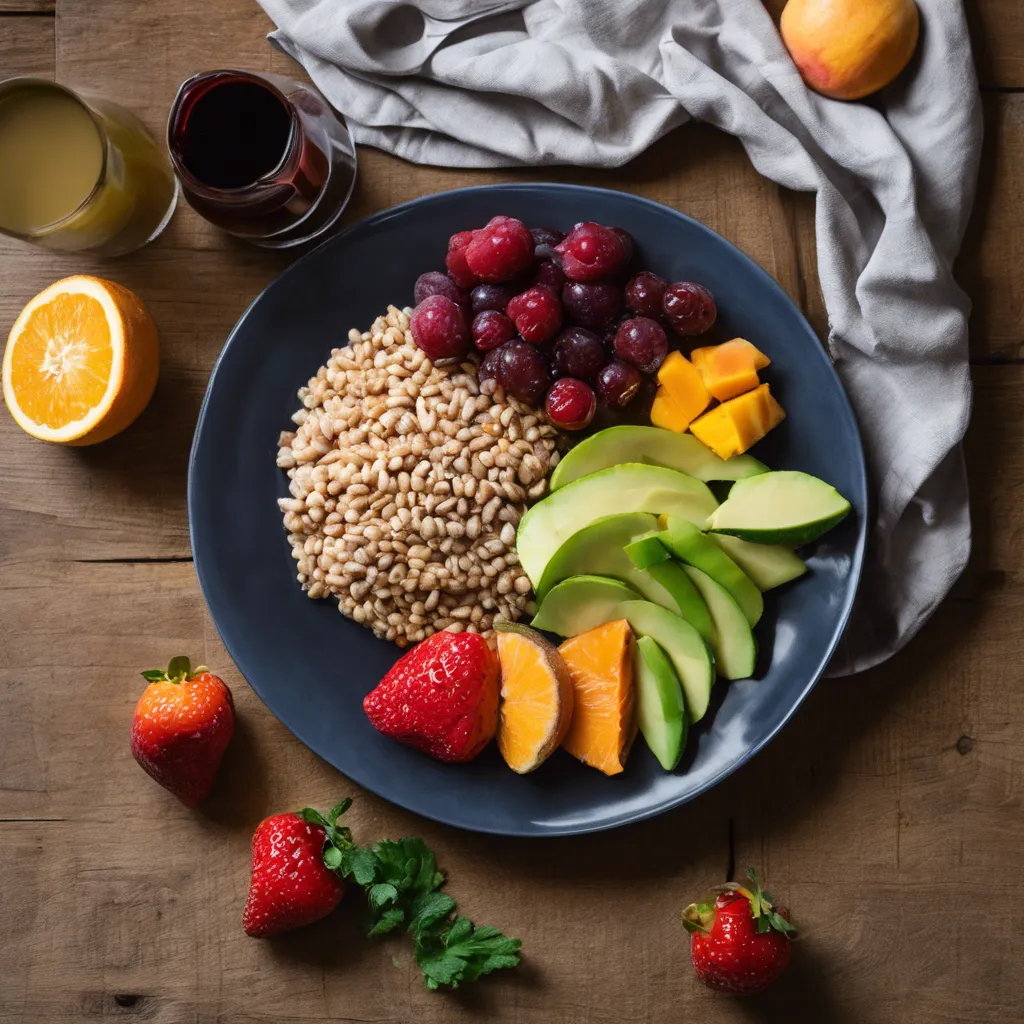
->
188 182 868 837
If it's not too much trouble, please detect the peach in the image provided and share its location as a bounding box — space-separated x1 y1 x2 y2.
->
780 0 920 101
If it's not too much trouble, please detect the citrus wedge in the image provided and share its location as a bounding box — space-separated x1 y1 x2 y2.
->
558 618 637 776
495 623 574 774
2 275 158 445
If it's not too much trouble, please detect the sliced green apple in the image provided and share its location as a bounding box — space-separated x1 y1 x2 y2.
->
660 516 763 626
683 566 757 681
530 575 715 722
710 534 808 591
635 635 688 771
550 425 768 491
625 543 713 642
536 513 679 611
708 470 851 545
516 463 718 587
623 532 672 570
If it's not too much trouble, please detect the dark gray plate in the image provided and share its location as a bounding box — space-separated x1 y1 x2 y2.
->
189 183 866 837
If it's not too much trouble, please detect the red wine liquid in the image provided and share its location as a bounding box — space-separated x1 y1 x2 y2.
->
175 79 292 189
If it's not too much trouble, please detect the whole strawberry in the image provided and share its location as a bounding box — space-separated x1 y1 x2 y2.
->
131 656 234 807
683 868 796 994
363 630 499 762
243 811 345 937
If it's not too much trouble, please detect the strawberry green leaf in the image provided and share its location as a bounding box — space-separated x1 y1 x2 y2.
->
322 845 343 870
756 914 771 934
140 670 166 682
298 807 330 829
770 912 798 938
341 846 380 887
328 799 352 825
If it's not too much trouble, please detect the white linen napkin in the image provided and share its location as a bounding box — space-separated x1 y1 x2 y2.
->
255 0 982 675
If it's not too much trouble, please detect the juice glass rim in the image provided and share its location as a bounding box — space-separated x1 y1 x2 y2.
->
166 69 301 199
0 76 108 238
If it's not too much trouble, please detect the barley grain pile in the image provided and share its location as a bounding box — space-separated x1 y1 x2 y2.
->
277 306 560 647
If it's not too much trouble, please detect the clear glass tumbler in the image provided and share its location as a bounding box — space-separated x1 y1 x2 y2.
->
167 69 357 249
0 77 177 256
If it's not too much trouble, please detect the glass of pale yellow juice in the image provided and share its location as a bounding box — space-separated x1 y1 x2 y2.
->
0 78 177 255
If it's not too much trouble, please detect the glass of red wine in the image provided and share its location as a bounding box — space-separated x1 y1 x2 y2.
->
167 69 357 248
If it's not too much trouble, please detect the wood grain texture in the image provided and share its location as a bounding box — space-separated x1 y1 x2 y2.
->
0 15 54 76
2 0 1023 1021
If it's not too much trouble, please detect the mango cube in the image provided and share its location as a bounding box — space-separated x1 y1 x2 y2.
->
688 383 786 459
649 352 710 433
690 339 771 402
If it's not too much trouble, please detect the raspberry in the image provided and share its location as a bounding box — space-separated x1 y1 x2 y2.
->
464 216 534 282
506 284 563 344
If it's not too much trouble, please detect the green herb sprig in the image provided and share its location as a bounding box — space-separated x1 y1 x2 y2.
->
300 799 521 990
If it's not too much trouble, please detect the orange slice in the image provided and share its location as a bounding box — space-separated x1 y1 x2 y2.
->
2 275 159 445
495 623 574 774
558 619 637 776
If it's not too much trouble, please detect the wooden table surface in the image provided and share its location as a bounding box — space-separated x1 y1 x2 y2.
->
2 3 1022 1022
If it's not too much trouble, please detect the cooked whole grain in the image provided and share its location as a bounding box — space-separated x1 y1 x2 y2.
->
277 306 560 647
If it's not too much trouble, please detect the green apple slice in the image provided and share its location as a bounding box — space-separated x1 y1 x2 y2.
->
536 513 678 611
623 532 672 570
635 635 688 771
530 576 715 722
550 425 768 491
660 516 763 626
682 566 757 681
516 463 718 587
710 534 807 591
708 471 851 545
625 543 713 642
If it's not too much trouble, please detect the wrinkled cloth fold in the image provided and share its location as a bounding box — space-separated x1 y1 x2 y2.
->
256 0 982 674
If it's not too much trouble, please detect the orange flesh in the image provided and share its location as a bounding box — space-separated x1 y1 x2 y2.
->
9 292 113 428
558 619 636 776
496 630 573 773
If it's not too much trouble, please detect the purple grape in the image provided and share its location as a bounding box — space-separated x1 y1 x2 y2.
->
410 295 471 360
596 361 643 410
551 327 606 382
497 339 550 405
534 259 566 293
470 282 517 314
612 227 635 267
613 317 669 374
663 281 717 335
478 345 504 384
624 271 668 318
472 309 516 352
562 281 622 329
530 226 565 261
414 271 469 307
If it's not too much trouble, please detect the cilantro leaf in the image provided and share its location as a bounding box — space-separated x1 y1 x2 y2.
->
340 846 379 887
414 916 522 990
369 907 405 937
408 891 457 934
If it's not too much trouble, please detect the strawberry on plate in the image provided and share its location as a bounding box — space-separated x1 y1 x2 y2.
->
243 811 345 937
363 630 499 762
682 868 797 994
131 656 234 806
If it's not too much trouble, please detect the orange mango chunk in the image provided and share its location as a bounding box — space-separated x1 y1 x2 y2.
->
690 339 771 402
689 383 786 459
650 352 710 433
558 619 637 776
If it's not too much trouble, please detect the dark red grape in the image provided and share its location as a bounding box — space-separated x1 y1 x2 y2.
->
613 317 669 374
554 222 628 281
562 281 622 328
663 281 717 335
596 361 643 410
445 230 479 288
506 284 563 344
414 271 469 307
612 228 635 266
534 259 566 292
530 227 565 249
464 215 534 282
410 295 470 360
545 377 596 431
498 339 549 404
478 345 504 385
470 282 517 314
624 271 668 317
551 327 605 382
472 309 515 352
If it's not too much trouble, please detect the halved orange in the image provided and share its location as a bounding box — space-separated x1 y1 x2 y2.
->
495 623 574 774
558 619 637 776
2 275 159 445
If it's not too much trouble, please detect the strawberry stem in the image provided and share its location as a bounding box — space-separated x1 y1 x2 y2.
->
140 655 205 685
